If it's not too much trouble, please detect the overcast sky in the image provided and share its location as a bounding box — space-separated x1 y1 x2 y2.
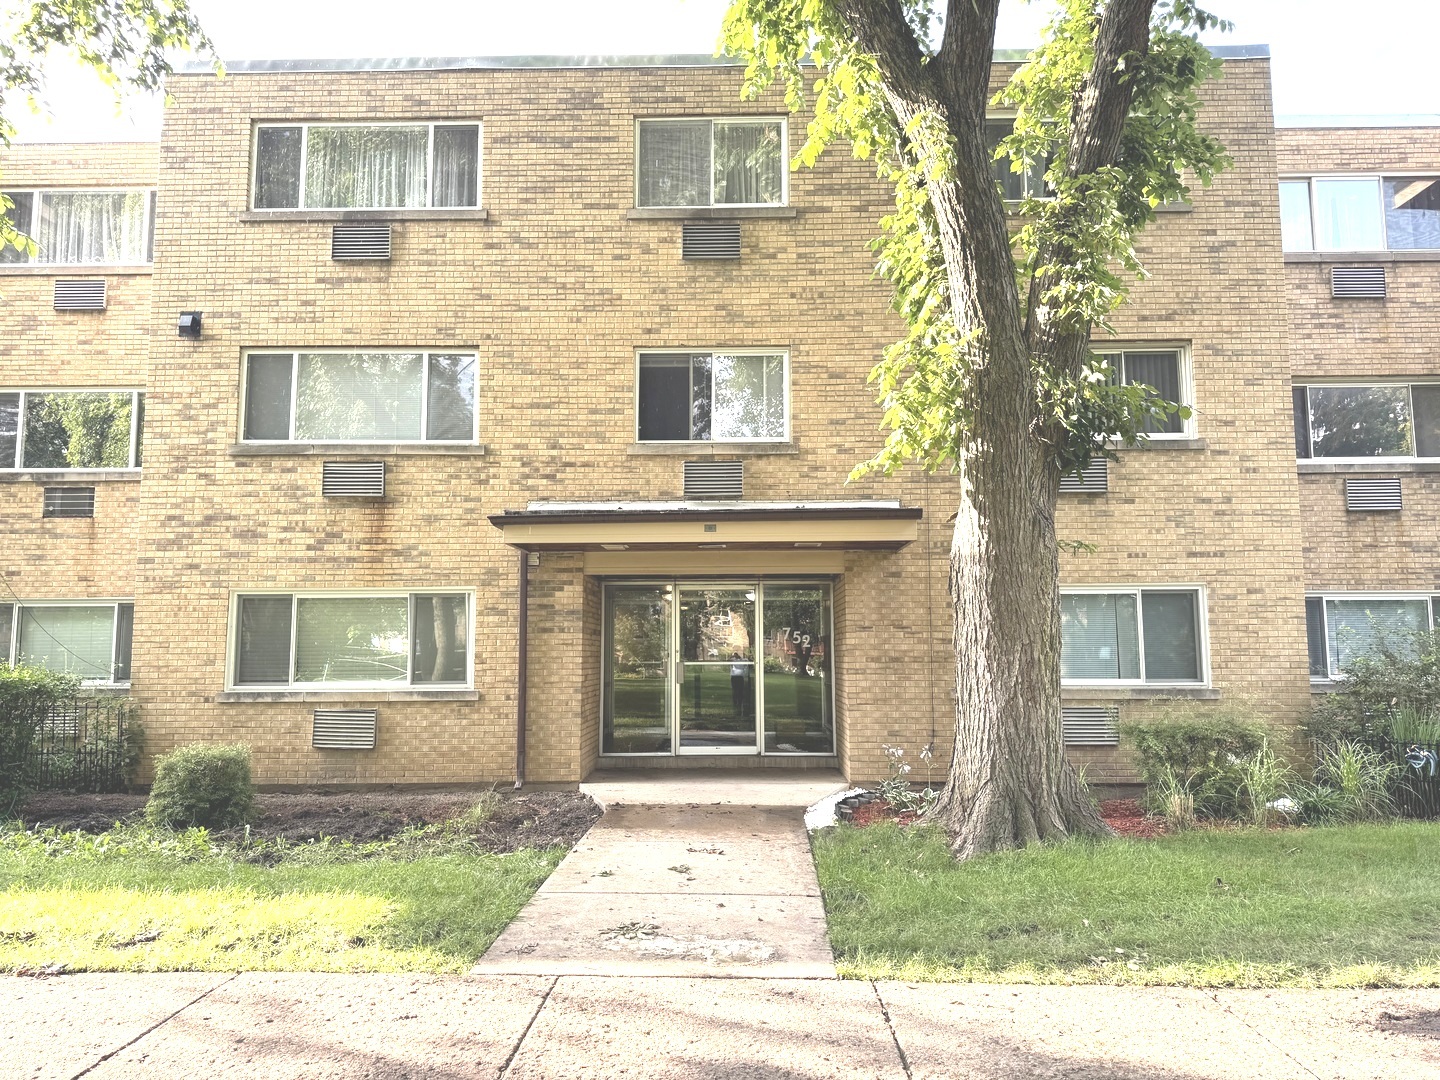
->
12 0 1440 142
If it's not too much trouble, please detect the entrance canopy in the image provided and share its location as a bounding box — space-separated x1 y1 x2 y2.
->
487 501 922 552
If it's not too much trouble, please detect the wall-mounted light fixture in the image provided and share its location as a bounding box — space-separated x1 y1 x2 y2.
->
177 311 203 338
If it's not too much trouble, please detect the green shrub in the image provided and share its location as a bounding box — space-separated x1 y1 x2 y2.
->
1118 702 1273 819
0 666 82 812
1295 740 1401 825
1303 629 1440 745
145 743 255 829
1236 740 1298 827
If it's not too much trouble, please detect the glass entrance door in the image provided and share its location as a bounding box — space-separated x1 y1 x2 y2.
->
601 581 835 757
677 587 757 752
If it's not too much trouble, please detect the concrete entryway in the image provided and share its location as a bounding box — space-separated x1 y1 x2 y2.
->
472 770 847 978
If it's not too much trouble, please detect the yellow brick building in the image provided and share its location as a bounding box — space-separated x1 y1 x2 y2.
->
0 49 1415 790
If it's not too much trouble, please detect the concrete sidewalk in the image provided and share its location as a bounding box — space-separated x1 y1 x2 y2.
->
3 972 1435 1079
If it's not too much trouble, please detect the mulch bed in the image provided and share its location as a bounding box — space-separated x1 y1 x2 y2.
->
16 789 602 852
846 795 1168 838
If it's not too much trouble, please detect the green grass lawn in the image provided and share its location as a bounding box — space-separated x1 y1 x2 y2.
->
0 830 563 973
814 820 1440 988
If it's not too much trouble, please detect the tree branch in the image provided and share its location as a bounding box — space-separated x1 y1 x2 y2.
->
936 0 1002 121
1067 0 1155 176
829 0 934 102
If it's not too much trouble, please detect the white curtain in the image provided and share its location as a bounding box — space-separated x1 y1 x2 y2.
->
1314 178 1384 251
713 121 782 205
35 192 147 264
294 597 409 683
17 606 116 680
304 126 429 209
294 353 424 440
1061 594 1141 680
638 121 708 207
1278 181 1313 251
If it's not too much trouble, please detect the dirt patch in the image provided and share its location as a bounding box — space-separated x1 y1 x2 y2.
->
845 795 1168 839
17 789 602 852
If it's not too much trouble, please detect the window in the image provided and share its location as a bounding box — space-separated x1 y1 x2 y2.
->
1280 176 1440 252
985 118 1049 201
241 351 477 443
1 189 154 265
1060 588 1205 684
1293 383 1440 460
0 601 134 684
0 390 143 470
636 351 787 442
1094 347 1190 436
636 119 785 208
1306 593 1439 679
230 592 472 689
251 123 481 210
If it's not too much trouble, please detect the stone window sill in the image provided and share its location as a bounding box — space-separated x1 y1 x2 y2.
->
236 208 489 223
0 265 151 277
1112 437 1208 451
1062 686 1220 702
216 690 479 703
0 469 141 483
626 206 797 220
1309 681 1342 694
626 441 798 457
1298 460 1440 475
1285 250 1440 264
229 443 487 457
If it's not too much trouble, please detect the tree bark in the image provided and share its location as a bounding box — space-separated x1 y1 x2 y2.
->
826 0 1162 855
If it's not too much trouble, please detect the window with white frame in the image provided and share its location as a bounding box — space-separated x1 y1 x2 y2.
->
241 351 477 443
1305 593 1440 680
636 351 787 442
251 123 481 210
230 592 472 689
0 390 143 470
1 189 155 265
636 118 785 208
0 601 133 684
1280 176 1440 252
1094 347 1191 436
985 118 1050 201
1292 382 1440 460
1061 588 1205 684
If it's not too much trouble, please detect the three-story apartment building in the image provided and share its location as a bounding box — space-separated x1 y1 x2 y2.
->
1 47 1417 791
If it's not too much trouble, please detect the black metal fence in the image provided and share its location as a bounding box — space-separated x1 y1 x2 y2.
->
1382 740 1440 819
29 697 138 793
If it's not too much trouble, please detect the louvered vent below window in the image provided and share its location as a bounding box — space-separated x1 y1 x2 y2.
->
53 279 107 311
331 223 392 260
1331 266 1386 299
681 221 741 260
1344 476 1402 512
1062 706 1120 747
43 487 96 518
312 709 377 750
321 460 386 498
683 459 743 499
44 704 82 738
1059 459 1108 493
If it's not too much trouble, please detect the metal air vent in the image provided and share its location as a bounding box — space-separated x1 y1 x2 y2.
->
1059 459 1108 494
53 279 106 311
44 703 82 738
1062 706 1120 747
43 487 96 518
331 223 392 260
312 708 377 750
683 459 743 499
1331 266 1386 298
1344 476 1402 512
321 460 386 498
681 221 741 260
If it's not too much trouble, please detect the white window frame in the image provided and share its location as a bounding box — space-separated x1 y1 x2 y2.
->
1293 379 1440 463
984 113 1053 202
633 117 789 209
633 348 791 444
1306 591 1438 682
1092 343 1195 440
1060 585 1210 687
1279 172 1440 253
238 349 480 445
249 121 484 212
226 589 476 692
0 388 144 471
1 188 156 267
1 598 134 687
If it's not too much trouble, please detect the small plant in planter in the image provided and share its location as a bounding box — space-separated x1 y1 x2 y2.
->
876 744 940 817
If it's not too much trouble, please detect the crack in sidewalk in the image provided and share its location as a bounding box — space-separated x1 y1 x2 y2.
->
497 975 558 1078
69 972 240 1080
870 981 914 1080
1204 989 1324 1080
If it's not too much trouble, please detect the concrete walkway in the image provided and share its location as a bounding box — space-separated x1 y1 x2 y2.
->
4 972 1435 1078
473 770 847 978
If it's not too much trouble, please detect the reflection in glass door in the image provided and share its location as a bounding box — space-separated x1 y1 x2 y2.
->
602 584 672 753
678 587 757 752
761 585 834 753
